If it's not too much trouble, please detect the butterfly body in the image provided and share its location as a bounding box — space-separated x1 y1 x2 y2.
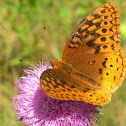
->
40 2 126 106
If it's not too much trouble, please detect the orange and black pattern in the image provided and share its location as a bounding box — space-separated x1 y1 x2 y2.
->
40 3 126 106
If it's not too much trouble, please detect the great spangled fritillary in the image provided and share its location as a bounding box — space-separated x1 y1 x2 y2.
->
40 2 126 106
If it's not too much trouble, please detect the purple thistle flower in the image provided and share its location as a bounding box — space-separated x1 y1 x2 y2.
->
13 61 101 126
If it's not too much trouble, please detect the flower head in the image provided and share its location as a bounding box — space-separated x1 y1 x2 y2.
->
13 61 101 126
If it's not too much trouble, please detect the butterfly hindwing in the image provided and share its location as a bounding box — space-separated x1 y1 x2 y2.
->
40 68 111 106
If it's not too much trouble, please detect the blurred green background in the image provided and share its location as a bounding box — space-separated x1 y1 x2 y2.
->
0 0 126 126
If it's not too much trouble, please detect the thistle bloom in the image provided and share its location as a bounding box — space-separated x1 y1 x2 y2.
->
13 61 101 126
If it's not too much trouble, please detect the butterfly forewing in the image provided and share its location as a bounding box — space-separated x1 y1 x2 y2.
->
62 2 125 94
63 2 120 61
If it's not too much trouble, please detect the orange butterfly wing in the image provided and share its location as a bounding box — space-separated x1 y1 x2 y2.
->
63 2 120 61
62 2 125 94
40 68 110 105
40 2 126 106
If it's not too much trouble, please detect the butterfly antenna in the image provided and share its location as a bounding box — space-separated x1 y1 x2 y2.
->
19 59 39 61
43 26 58 59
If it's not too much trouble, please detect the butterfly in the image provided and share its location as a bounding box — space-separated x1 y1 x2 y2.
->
40 2 126 106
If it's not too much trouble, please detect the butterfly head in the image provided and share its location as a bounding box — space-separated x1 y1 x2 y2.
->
50 59 59 68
